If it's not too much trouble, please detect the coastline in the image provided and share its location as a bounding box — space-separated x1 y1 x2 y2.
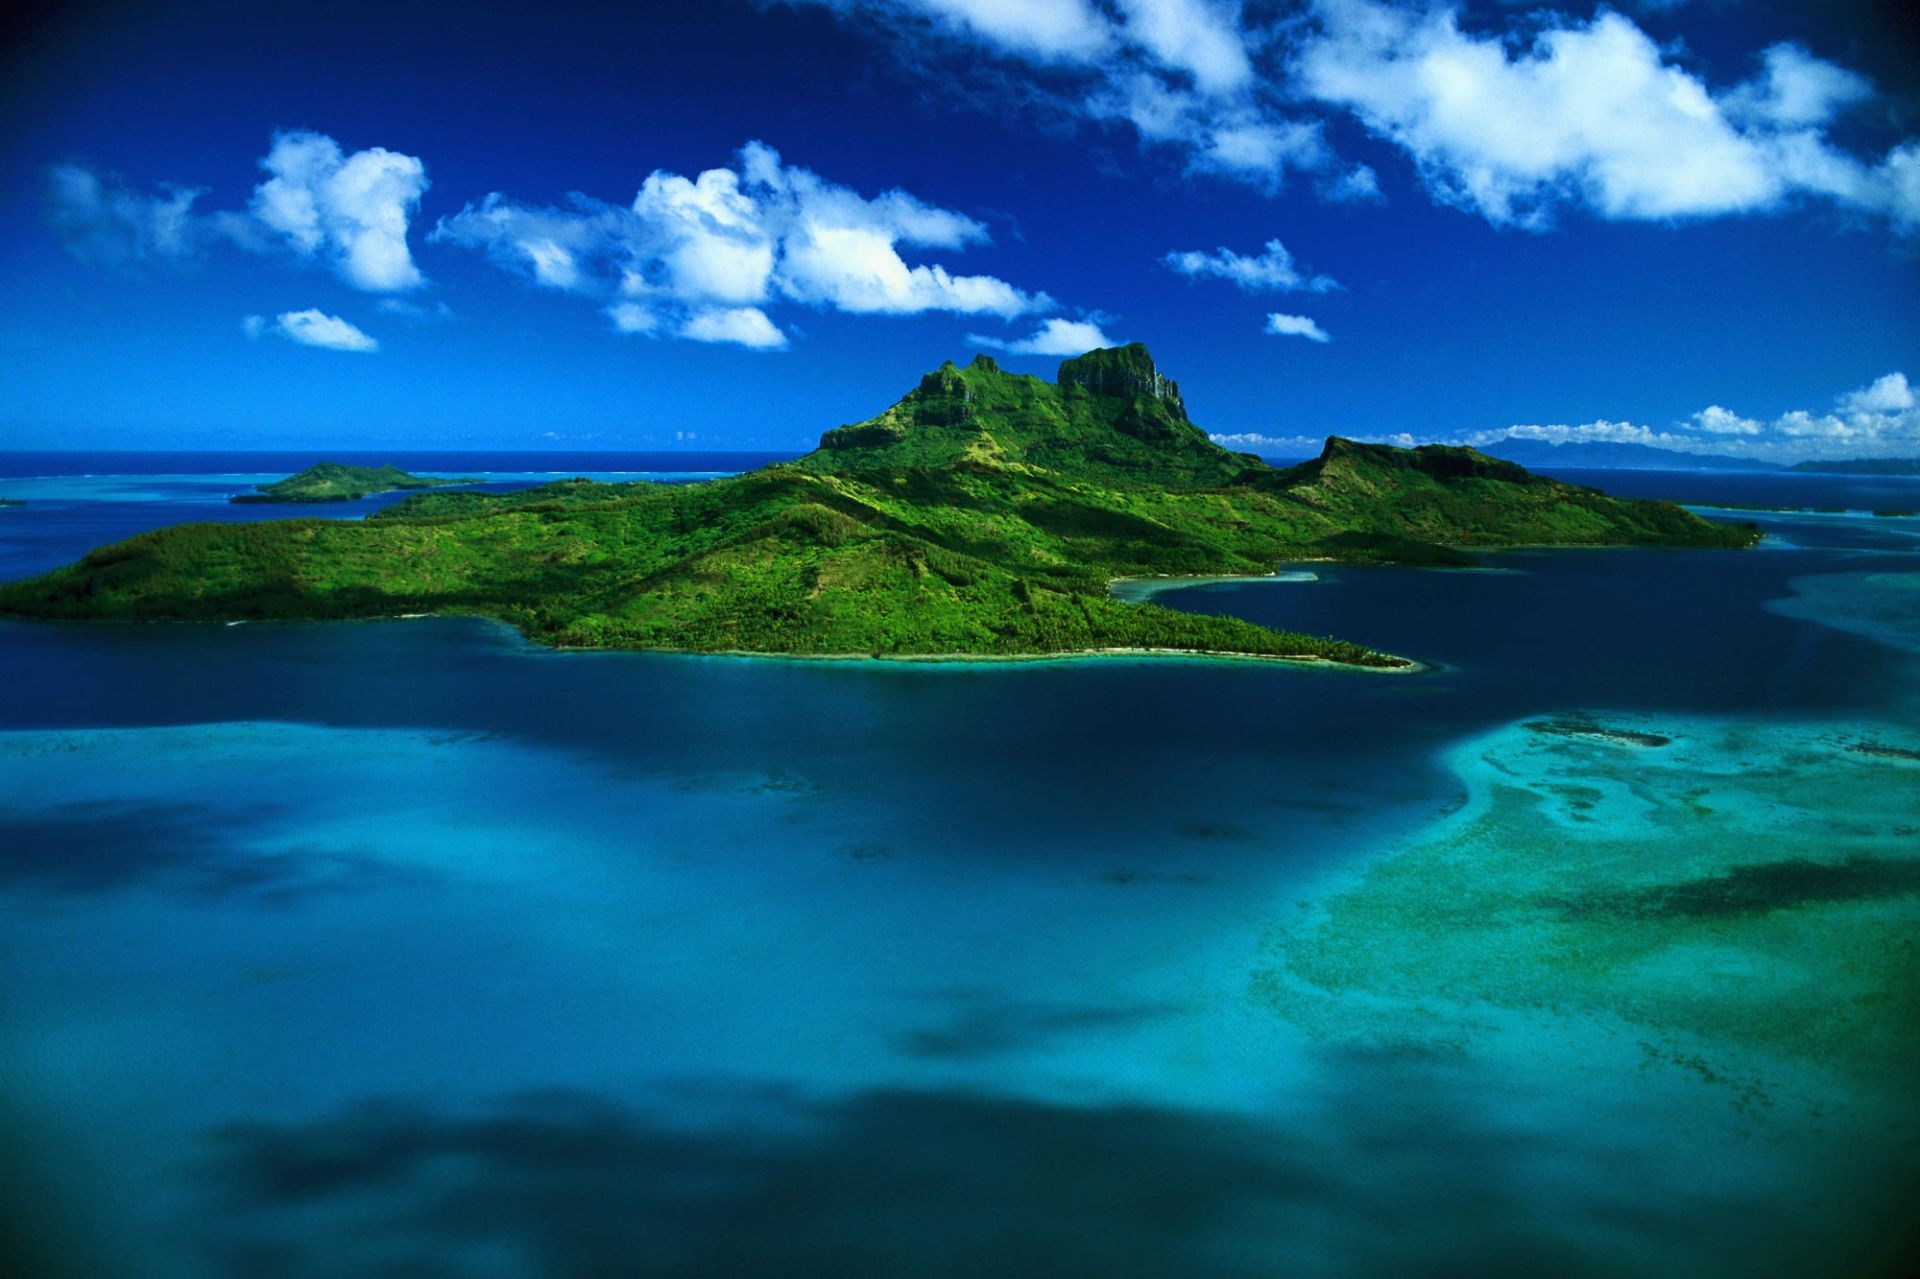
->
0 611 1422 673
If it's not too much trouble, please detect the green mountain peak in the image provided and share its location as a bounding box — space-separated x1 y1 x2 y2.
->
1056 343 1185 421
803 344 1248 487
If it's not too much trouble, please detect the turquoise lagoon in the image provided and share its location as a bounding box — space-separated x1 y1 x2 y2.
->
1 463 1917 1276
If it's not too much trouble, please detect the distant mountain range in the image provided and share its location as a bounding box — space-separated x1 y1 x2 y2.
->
1788 457 1920 476
1479 439 1783 472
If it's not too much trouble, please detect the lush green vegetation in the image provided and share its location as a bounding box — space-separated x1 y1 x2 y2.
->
0 345 1759 667
231 462 479 503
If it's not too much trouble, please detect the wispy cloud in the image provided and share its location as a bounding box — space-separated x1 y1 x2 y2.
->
432 141 1054 350
967 316 1116 356
1164 238 1337 293
1264 312 1330 343
48 131 432 290
789 0 1356 192
45 163 210 265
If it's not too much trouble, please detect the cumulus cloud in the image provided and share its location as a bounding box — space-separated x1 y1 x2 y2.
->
1264 312 1331 343
680 306 788 349
261 308 380 352
1164 238 1338 292
968 317 1116 355
1752 372 1920 458
1294 0 1920 232
797 0 1920 233
433 141 1051 350
1837 372 1915 415
1691 405 1762 435
48 132 432 289
250 131 429 291
1723 44 1872 130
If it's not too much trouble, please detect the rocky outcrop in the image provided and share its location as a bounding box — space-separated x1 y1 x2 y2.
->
1057 344 1187 421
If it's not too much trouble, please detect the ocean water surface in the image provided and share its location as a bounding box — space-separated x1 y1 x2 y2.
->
1 458 1916 1277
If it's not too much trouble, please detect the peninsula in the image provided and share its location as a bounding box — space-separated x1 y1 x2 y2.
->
0 346 1758 666
230 462 480 504
1789 457 1920 476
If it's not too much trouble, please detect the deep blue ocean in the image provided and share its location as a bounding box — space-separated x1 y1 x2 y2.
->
1 455 1917 1277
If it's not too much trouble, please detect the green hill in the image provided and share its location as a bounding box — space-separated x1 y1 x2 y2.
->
0 346 1758 667
801 348 1254 488
231 462 479 503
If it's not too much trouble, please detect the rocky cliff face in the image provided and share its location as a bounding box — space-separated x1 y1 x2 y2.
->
1056 344 1187 421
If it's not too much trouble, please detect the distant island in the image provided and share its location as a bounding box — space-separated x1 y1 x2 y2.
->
1789 457 1920 476
0 346 1758 668
1481 438 1783 472
231 462 480 504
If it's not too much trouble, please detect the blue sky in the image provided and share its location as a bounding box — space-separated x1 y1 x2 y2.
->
1 0 1917 459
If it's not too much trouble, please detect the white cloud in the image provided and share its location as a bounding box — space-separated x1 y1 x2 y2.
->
1481 419 1678 448
799 0 1919 229
1319 164 1383 204
1116 0 1253 95
968 316 1116 355
1691 405 1762 435
1723 44 1872 130
434 141 1052 349
680 306 788 349
249 131 429 291
1164 238 1338 292
605 302 661 335
1208 432 1324 454
1265 312 1330 343
270 308 380 353
1837 372 1914 415
49 132 432 287
240 314 266 340
1294 1 1919 232
1461 369 1920 463
901 0 1113 62
1747 372 1920 459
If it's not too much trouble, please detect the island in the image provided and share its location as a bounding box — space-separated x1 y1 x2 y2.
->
0 346 1759 667
230 462 481 504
